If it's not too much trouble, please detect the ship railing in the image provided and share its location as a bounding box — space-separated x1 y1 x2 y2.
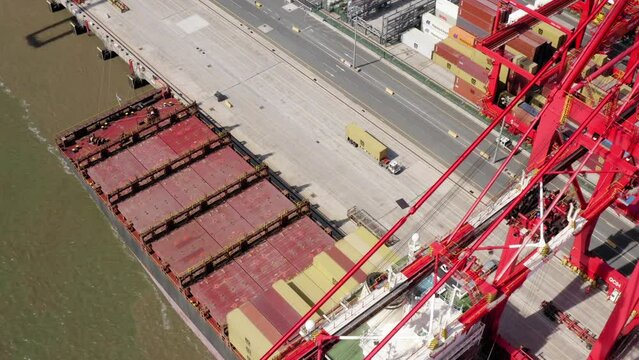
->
75 102 198 169
107 132 231 204
139 165 269 243
177 201 311 287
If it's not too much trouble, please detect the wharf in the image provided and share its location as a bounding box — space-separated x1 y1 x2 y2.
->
61 0 485 245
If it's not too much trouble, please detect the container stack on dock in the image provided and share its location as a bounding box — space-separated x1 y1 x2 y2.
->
432 32 492 105
401 2 455 59
429 0 577 109
56 90 400 360
456 0 498 38
429 0 497 105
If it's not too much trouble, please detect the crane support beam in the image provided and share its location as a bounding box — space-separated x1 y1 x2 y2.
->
503 0 572 33
365 50 637 359
260 20 581 355
481 0 577 48
274 0 639 358
590 262 639 359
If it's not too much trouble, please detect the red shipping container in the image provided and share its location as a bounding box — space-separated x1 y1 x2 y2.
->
476 0 500 7
461 0 498 13
512 106 535 128
506 36 537 60
435 43 490 85
458 9 494 32
507 72 528 95
459 2 496 24
457 57 490 84
250 288 300 335
434 42 464 64
454 76 485 105
522 29 548 46
522 30 553 64
456 16 490 38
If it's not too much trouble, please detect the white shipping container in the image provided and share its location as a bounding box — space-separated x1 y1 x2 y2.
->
507 0 553 24
435 0 459 26
422 12 452 40
401 28 440 59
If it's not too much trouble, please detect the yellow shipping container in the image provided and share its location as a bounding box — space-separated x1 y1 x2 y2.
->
581 60 598 78
449 26 476 46
433 53 459 74
593 53 608 67
272 279 315 318
353 227 401 266
505 45 525 59
227 302 280 360
441 37 492 70
518 57 538 74
499 64 509 83
313 252 360 296
620 84 632 100
313 251 358 289
531 93 547 108
580 85 606 107
346 123 389 161
336 236 377 274
513 54 527 67
289 269 340 313
531 22 567 48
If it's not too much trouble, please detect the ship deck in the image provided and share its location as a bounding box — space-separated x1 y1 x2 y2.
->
57 91 338 336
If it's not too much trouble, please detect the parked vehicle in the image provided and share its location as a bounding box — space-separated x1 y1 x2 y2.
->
346 123 403 174
482 259 498 274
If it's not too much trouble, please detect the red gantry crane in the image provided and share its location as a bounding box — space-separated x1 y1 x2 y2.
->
262 0 639 358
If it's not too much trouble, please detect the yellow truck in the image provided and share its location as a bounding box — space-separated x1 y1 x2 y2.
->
346 123 402 174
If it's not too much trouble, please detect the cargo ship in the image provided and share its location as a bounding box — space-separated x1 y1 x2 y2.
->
56 89 392 359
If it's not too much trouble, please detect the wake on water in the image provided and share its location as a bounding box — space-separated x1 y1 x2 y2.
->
0 79 72 175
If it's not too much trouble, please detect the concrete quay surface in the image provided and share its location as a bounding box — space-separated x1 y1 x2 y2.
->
60 0 636 358
63 0 489 248
206 0 638 269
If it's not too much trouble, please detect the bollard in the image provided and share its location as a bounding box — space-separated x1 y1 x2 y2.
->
47 0 63 12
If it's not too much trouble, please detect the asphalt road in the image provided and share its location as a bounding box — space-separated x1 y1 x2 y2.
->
206 0 637 271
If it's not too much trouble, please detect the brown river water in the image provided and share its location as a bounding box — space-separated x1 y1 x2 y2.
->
0 1 210 359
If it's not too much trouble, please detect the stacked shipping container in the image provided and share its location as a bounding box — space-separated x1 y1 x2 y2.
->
430 0 577 108
431 0 498 104
457 0 498 38
226 227 401 359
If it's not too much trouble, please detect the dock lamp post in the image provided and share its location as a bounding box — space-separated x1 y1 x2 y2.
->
352 16 361 69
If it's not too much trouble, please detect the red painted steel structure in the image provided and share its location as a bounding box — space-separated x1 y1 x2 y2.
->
264 0 639 358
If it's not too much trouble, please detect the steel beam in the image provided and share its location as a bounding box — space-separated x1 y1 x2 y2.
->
590 262 639 358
